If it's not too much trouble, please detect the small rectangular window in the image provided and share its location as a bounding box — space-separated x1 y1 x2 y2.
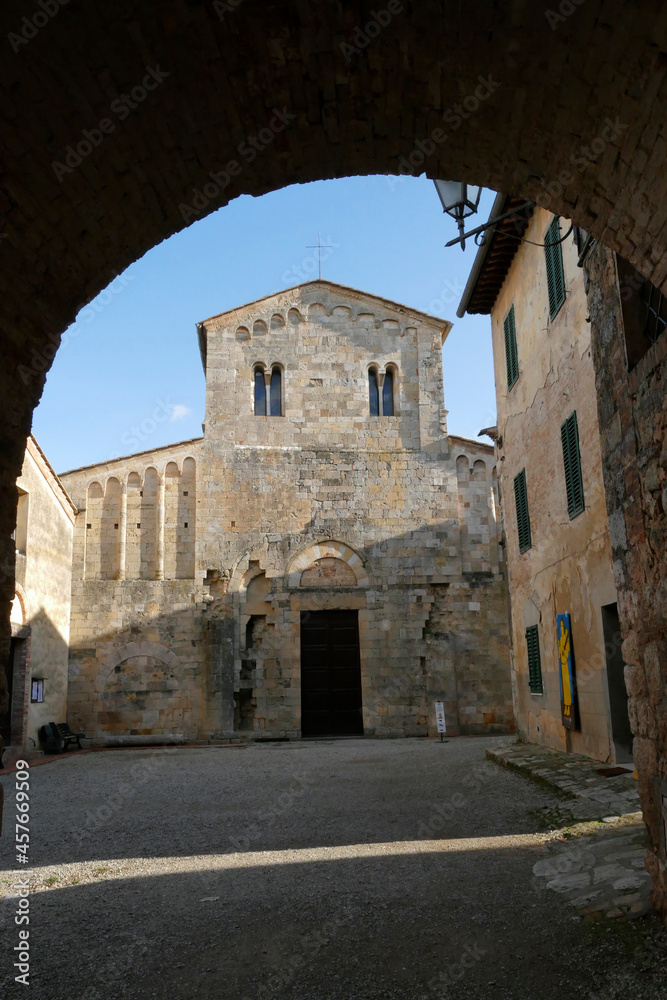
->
525 626 543 694
136 523 141 529
513 469 532 553
617 255 667 370
368 369 379 416
382 369 395 416
503 305 519 389
254 369 267 416
561 411 585 518
31 679 44 703
269 367 282 416
545 216 566 319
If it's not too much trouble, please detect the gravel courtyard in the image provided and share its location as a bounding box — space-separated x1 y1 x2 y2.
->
0 737 665 999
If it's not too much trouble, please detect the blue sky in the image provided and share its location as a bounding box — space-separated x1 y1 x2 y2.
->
32 176 498 474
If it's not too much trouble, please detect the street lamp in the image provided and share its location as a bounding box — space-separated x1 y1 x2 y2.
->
433 180 482 250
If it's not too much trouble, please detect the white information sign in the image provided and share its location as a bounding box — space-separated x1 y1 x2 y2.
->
435 701 446 734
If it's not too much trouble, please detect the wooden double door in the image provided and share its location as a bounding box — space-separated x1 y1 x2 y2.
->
300 610 363 737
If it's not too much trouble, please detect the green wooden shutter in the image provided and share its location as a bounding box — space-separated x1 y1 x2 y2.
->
561 411 585 518
525 625 543 693
513 468 532 553
545 216 566 319
504 305 519 389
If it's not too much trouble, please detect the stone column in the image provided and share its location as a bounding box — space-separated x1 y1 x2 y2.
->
264 371 271 416
156 470 166 580
118 478 127 580
377 370 385 417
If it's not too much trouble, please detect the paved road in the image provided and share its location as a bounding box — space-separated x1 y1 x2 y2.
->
0 737 664 999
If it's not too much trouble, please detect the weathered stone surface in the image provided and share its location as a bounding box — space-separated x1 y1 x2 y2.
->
585 241 667 916
60 282 514 742
3 2 667 741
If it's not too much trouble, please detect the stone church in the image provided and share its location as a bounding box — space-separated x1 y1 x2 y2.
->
58 280 513 743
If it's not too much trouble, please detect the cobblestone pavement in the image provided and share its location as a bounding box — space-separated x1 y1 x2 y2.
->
532 822 652 919
486 742 640 820
0 737 664 1000
487 742 650 920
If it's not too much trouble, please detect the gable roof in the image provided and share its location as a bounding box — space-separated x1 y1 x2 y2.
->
199 279 451 329
457 195 534 317
197 280 452 372
25 436 78 521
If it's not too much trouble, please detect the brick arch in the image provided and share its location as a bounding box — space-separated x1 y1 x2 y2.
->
285 540 370 588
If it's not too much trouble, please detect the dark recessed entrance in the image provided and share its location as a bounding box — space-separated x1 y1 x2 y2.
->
0 639 16 746
300 610 363 737
602 602 633 763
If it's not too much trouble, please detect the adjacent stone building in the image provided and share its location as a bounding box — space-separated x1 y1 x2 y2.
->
458 200 630 764
2 436 76 754
59 281 513 744
582 239 667 916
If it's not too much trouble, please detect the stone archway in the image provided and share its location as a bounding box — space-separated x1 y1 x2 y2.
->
2 0 667 910
3 2 667 666
286 540 370 588
95 641 183 742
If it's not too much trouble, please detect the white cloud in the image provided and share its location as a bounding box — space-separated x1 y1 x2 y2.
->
170 403 191 422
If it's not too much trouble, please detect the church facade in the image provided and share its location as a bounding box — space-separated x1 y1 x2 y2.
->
59 281 513 743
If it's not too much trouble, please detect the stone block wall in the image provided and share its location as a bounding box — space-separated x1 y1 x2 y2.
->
65 579 217 744
8 439 75 748
61 440 202 584
196 282 513 740
61 282 514 745
585 242 667 917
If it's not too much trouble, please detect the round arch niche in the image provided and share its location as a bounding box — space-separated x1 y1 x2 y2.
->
286 541 370 589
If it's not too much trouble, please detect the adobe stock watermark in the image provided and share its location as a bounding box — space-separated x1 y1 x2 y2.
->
424 941 487 992
107 398 187 459
74 751 169 845
340 1 404 62
281 237 340 284
243 911 350 1000
545 0 586 30
17 270 136 386
8 0 70 53
51 66 170 182
386 75 501 190
535 117 627 210
227 771 316 853
424 276 465 316
178 107 296 223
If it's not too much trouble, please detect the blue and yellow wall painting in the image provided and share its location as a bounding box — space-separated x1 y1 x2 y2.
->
557 612 579 731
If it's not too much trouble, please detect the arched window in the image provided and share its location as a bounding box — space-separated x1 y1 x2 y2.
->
368 368 379 416
269 366 282 416
254 366 266 416
382 368 395 416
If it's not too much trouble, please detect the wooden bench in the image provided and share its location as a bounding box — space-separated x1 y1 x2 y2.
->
39 722 85 754
55 723 85 751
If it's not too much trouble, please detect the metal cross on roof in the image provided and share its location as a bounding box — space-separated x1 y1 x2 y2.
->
306 233 334 279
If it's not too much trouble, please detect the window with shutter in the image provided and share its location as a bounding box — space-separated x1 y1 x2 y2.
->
504 305 519 389
545 216 566 319
513 468 532 553
525 625 543 694
561 411 585 518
